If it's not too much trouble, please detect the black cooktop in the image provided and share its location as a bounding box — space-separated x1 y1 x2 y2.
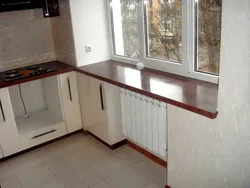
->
0 64 56 82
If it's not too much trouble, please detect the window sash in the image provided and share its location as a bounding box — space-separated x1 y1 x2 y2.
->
108 0 219 84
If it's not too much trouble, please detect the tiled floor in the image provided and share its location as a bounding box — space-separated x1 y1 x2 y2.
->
0 133 167 188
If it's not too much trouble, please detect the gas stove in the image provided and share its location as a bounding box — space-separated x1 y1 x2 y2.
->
0 65 56 82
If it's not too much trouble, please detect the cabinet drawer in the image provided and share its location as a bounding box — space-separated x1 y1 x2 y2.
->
2 122 67 157
23 122 67 149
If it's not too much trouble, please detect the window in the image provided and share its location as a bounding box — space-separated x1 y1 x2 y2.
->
146 0 182 62
109 0 222 83
196 0 222 75
111 0 140 58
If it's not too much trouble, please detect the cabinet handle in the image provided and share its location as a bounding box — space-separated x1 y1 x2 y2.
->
67 77 72 101
43 0 49 17
0 100 6 122
99 84 105 110
32 129 56 139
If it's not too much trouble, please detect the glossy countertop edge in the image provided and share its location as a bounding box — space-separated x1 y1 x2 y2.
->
0 60 218 119
0 61 74 89
76 60 219 119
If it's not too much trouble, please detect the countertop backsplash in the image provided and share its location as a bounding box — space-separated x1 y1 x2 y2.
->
0 9 56 71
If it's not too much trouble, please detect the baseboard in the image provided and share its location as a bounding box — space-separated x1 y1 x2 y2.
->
126 140 167 168
82 130 127 150
82 129 89 135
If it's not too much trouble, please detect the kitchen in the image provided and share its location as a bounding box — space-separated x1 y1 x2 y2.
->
0 0 168 187
0 0 250 188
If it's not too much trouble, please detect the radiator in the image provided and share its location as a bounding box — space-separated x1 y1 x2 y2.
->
120 89 167 159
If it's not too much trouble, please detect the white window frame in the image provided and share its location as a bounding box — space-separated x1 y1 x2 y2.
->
107 0 219 84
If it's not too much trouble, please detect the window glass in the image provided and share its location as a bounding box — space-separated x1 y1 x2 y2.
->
111 0 140 58
145 0 182 63
196 0 222 74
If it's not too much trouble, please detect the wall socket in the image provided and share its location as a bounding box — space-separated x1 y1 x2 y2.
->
85 45 92 52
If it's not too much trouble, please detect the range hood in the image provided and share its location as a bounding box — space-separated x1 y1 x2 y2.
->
0 0 42 12
0 0 59 17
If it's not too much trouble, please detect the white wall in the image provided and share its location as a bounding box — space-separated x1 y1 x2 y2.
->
167 1 250 187
69 0 111 66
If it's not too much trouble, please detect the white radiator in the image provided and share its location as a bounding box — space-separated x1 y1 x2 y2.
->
120 89 167 159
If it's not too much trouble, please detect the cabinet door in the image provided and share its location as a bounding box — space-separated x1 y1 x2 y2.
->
77 74 107 129
0 87 19 157
105 83 125 145
59 72 82 133
0 145 3 159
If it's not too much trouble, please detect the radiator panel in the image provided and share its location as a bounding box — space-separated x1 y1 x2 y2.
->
120 89 167 160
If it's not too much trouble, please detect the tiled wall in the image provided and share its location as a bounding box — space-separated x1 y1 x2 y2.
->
0 9 55 70
51 0 77 66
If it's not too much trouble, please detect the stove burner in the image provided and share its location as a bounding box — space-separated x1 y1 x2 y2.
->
37 67 48 71
6 69 18 75
0 65 56 82
27 65 39 70
5 73 21 79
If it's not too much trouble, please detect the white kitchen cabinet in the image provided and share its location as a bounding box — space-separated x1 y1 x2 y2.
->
77 73 125 146
0 145 3 159
0 87 19 157
77 74 107 128
59 72 82 133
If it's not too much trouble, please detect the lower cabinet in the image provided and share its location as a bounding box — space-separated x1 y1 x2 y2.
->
0 145 3 159
59 71 83 133
0 87 19 157
77 73 125 145
0 71 82 157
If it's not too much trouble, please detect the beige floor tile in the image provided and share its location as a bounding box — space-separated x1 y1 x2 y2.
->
35 179 65 188
115 145 145 165
72 144 113 164
105 166 150 188
42 134 94 156
7 149 44 173
48 153 102 187
0 176 22 188
0 161 13 181
141 182 161 188
0 134 166 188
87 155 128 178
16 165 55 188
131 158 167 188
89 180 111 188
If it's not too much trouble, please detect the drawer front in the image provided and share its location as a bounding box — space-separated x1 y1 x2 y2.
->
24 122 67 149
2 122 67 157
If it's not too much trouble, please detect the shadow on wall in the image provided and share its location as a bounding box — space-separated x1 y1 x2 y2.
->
50 0 77 66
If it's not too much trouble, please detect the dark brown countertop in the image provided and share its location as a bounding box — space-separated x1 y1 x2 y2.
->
0 61 74 89
76 60 218 119
0 60 218 119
